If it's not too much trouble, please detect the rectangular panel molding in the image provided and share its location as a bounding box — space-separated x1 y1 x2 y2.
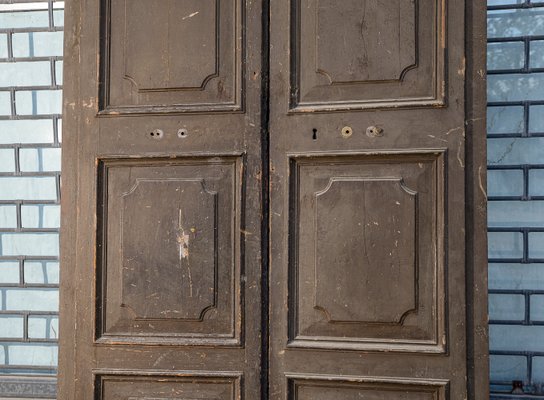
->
94 370 242 400
290 0 446 112
288 150 446 352
99 0 244 114
95 156 243 346
287 374 449 400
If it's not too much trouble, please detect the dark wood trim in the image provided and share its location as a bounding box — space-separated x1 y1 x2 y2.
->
465 0 489 398
57 0 82 395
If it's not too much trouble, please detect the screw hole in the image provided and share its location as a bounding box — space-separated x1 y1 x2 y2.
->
341 126 353 138
149 129 164 139
177 129 188 139
312 128 318 140
366 125 383 137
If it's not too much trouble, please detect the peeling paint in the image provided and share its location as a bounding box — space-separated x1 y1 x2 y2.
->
177 209 190 260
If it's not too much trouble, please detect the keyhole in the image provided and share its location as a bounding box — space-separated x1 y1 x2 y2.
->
312 128 318 140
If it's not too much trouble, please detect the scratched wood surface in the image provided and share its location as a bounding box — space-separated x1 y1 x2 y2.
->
269 0 488 399
58 0 488 398
59 0 263 397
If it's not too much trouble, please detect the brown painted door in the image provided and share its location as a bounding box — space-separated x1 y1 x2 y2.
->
268 1 488 400
59 0 263 398
59 0 488 399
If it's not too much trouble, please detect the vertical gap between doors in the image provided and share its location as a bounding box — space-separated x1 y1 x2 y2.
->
260 0 271 397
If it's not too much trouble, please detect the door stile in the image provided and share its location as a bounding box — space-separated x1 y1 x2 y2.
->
465 0 489 398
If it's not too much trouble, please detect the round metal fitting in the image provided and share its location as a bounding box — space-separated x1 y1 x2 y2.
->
341 126 353 138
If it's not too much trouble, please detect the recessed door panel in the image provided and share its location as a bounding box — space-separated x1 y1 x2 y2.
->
96 372 241 400
101 0 243 113
288 152 445 352
287 375 448 400
290 0 445 111
96 158 242 345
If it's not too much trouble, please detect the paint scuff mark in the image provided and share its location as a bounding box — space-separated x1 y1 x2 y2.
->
182 11 199 20
457 138 465 168
478 165 487 201
177 209 190 260
152 350 173 368
458 57 466 77
82 97 96 109
176 208 193 297
444 126 464 136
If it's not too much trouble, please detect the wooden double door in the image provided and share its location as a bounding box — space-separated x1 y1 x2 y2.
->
59 0 489 399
